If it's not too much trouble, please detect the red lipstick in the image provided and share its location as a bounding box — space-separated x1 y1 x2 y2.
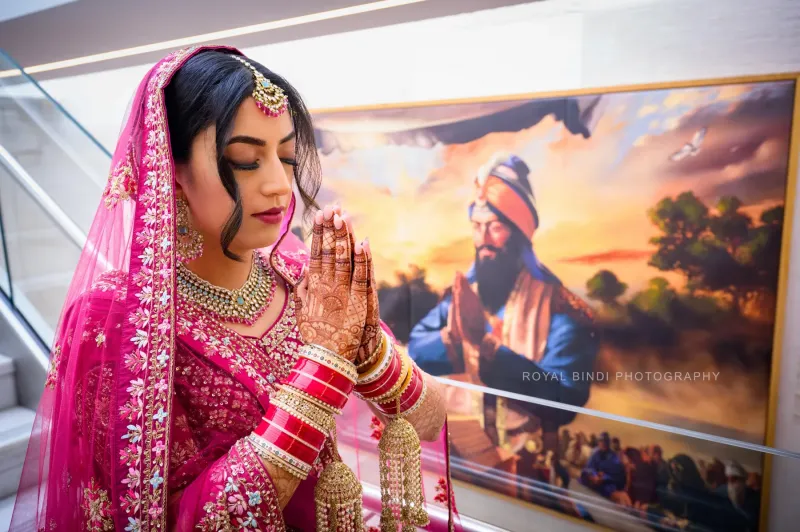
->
253 206 285 225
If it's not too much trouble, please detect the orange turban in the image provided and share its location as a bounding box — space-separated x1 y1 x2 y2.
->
471 154 538 240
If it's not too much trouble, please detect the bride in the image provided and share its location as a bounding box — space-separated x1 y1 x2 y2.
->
10 46 456 531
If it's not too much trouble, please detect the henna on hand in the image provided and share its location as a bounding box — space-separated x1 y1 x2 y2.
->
297 206 368 361
356 239 382 366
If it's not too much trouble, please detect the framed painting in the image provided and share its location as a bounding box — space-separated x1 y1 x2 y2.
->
309 74 799 531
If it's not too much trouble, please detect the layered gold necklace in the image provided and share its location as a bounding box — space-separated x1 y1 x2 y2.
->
177 253 276 326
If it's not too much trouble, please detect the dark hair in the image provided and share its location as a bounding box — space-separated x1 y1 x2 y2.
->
165 50 320 260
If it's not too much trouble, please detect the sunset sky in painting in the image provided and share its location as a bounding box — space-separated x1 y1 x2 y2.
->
311 81 794 299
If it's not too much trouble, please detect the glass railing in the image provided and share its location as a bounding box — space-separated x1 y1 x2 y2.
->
0 49 106 344
335 379 800 532
0 152 83 344
0 49 110 236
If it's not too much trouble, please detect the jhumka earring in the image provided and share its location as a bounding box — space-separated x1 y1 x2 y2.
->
176 198 203 262
230 55 289 118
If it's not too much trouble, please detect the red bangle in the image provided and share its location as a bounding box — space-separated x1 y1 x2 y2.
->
355 350 402 398
263 404 326 449
294 358 354 395
284 374 349 411
377 365 423 413
260 424 319 464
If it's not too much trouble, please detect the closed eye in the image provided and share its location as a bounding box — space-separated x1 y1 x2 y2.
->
280 158 298 167
228 159 259 171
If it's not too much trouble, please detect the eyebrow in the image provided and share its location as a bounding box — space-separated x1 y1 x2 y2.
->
279 130 296 144
228 135 265 147
227 130 295 147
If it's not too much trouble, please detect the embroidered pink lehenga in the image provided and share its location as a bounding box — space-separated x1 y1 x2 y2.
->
10 46 458 531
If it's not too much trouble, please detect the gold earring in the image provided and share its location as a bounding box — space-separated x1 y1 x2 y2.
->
176 198 203 262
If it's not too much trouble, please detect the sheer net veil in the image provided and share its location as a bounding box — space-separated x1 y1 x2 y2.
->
10 45 458 532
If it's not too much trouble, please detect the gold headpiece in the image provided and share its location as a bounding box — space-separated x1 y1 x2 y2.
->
231 55 288 118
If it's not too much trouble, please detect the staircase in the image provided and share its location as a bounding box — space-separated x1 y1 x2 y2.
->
0 354 36 531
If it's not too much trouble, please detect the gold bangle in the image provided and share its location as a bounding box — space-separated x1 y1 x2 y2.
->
356 332 384 372
247 433 311 480
385 377 428 419
300 344 358 383
272 392 335 433
377 360 415 406
280 384 343 416
357 338 394 385
367 353 410 404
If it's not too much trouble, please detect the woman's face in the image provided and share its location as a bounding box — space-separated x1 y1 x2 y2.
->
176 97 295 256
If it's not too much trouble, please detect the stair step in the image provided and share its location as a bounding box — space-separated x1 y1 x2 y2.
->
0 356 17 412
0 494 14 531
0 407 35 501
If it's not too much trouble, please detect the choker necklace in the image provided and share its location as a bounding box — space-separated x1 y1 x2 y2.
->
177 253 276 326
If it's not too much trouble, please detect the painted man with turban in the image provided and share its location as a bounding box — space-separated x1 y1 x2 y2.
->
408 153 599 459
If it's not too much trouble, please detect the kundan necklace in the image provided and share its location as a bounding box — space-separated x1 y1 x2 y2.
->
177 253 276 326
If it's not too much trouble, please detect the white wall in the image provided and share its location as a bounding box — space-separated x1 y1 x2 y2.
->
34 0 800 530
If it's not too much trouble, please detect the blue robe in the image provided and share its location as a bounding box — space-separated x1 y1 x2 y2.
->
580 449 626 497
407 266 598 427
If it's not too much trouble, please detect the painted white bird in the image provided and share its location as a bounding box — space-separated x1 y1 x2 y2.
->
669 127 707 161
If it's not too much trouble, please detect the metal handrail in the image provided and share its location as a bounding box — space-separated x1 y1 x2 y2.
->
0 143 86 248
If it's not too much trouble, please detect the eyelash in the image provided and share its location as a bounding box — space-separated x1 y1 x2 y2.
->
228 158 298 171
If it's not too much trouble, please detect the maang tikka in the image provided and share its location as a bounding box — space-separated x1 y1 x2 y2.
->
231 55 288 118
176 198 203 262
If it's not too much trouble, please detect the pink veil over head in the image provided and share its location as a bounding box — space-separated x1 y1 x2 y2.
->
10 45 459 531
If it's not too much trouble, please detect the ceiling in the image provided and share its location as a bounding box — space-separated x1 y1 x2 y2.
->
0 0 535 80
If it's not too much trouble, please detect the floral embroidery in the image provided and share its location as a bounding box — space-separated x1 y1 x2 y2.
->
82 478 114 531
44 345 62 390
370 415 384 441
103 145 137 210
197 440 284 531
176 280 300 399
271 251 303 285
117 46 199 532
434 477 450 504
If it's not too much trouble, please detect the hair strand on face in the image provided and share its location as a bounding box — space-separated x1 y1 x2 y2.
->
165 50 320 260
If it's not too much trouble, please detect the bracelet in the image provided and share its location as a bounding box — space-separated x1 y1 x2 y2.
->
384 377 427 419
258 424 319 464
272 391 335 433
369 354 411 404
356 331 385 372
247 433 312 479
354 349 403 399
279 384 343 416
377 364 422 412
262 403 326 449
357 337 395 385
300 344 358 383
293 357 355 395
284 372 350 411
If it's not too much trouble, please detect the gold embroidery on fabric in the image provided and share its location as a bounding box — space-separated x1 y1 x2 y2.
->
102 146 137 210
177 286 300 397
119 45 199 532
45 345 62 390
197 440 285 531
82 478 114 531
271 252 302 285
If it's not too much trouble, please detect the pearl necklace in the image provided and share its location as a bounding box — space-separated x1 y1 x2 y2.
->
177 253 276 326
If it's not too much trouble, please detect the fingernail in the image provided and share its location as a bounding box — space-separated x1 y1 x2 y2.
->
315 211 324 224
323 206 333 220
363 238 370 252
355 242 364 254
334 214 343 229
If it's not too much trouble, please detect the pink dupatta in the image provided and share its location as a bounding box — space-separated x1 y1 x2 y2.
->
10 46 458 531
